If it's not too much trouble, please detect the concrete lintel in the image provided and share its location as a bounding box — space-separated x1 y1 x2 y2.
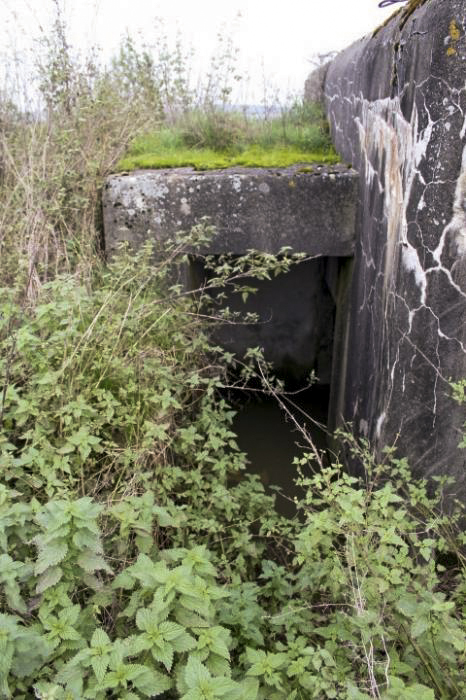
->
103 165 358 258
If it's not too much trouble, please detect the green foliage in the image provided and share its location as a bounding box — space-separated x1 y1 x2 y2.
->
292 442 466 700
0 6 464 698
117 101 339 172
0 242 465 698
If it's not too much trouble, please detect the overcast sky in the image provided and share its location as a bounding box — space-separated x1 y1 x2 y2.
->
1 0 400 102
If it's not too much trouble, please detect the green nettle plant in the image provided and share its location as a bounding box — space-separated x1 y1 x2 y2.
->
0 3 464 697
0 241 464 699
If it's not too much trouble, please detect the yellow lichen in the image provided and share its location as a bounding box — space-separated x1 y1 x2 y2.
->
450 19 461 41
447 19 460 56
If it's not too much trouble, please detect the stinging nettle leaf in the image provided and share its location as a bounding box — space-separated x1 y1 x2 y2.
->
170 631 197 653
130 665 172 697
91 628 111 648
151 642 174 672
77 550 113 574
185 656 211 687
34 541 68 575
91 655 109 684
35 566 63 594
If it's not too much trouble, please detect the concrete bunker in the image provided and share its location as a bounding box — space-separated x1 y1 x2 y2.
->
103 163 358 385
102 0 466 511
103 164 359 513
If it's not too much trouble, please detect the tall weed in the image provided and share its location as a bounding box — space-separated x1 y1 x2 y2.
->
0 11 165 292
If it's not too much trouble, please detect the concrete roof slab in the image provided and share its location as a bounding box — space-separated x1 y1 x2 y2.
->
103 164 358 258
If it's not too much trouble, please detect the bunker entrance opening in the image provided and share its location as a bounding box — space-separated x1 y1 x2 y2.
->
189 255 349 517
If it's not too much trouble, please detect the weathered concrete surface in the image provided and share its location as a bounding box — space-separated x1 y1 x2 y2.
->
304 62 329 105
321 0 466 500
103 165 358 257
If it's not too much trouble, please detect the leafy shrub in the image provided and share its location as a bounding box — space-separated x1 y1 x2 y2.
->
1 241 465 698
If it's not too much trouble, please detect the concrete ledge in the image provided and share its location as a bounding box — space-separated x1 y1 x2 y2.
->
103 165 358 257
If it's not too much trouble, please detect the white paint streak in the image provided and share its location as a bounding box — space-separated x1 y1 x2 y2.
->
356 95 433 303
402 245 427 303
375 412 386 439
460 114 466 139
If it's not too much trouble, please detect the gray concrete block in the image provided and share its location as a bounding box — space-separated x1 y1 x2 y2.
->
102 165 358 258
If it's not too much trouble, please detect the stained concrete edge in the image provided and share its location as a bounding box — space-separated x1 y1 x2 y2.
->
103 164 358 257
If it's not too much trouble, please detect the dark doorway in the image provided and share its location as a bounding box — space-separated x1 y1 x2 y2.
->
231 384 329 517
189 255 349 517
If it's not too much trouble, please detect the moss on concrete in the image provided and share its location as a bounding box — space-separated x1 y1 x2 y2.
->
115 110 340 172
117 145 339 171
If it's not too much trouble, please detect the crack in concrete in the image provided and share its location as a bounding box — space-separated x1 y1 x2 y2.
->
322 0 466 498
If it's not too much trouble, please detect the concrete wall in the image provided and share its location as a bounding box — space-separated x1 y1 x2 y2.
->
322 0 466 498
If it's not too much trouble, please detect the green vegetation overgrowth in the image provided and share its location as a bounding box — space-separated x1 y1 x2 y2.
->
117 105 339 171
117 144 339 172
0 4 464 699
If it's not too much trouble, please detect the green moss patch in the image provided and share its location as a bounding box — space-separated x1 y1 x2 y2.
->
117 145 339 171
